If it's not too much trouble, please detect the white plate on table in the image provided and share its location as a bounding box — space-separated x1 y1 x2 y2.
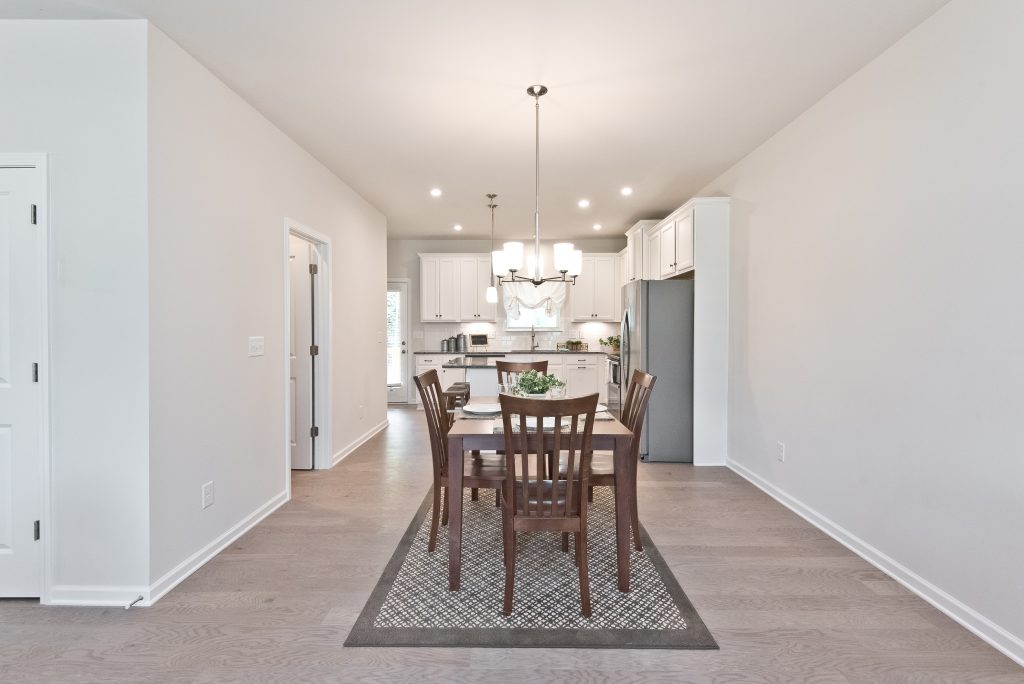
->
462 403 501 416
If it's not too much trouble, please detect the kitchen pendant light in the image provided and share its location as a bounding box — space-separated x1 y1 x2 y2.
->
493 85 579 287
485 193 499 304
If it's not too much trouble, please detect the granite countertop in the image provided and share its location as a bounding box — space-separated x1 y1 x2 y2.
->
414 349 608 355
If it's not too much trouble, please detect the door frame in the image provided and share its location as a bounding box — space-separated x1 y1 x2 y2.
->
282 219 333 474
386 278 411 403
1 153 52 602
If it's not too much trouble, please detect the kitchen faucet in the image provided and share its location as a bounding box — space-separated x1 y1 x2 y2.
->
530 325 539 351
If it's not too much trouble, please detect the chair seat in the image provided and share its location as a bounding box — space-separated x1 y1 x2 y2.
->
508 479 576 514
450 453 506 485
558 451 614 478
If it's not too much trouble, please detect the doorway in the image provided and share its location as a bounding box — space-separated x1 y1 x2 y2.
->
285 221 332 471
386 280 410 403
0 155 49 598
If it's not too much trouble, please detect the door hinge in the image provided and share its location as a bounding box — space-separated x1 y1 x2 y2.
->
33 520 40 541
310 426 319 438
309 345 319 356
30 204 38 225
32 363 39 382
309 264 318 275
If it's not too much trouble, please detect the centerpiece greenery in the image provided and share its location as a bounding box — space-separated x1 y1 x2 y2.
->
599 335 621 350
514 369 565 396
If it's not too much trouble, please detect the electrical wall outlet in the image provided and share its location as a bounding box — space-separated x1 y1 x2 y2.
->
247 336 265 357
776 441 786 463
202 481 215 509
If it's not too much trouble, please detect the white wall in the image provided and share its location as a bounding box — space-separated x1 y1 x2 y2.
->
0 20 151 603
699 0 1024 663
147 26 387 591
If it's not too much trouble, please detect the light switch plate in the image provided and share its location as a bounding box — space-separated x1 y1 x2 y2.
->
248 336 265 357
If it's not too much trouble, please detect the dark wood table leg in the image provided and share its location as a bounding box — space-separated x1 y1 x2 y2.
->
448 433 465 591
612 434 631 592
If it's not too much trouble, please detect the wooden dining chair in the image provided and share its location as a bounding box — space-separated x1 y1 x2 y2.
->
560 368 656 551
495 360 548 387
499 392 599 618
414 369 506 553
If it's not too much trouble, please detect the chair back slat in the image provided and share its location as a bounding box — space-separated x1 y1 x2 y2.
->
495 360 549 387
499 393 598 519
620 369 657 462
413 369 450 477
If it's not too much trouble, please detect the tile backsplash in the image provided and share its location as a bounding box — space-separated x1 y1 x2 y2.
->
417 319 618 353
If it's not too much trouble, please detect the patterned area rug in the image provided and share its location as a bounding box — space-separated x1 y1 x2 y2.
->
346 487 717 649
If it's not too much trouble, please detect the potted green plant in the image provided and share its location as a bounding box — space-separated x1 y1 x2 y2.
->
513 369 566 398
566 339 584 351
599 335 621 352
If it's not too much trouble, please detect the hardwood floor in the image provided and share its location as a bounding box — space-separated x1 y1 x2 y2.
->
1 406 1021 683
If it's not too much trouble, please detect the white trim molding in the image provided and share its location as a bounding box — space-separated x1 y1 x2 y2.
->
146 489 289 606
727 458 1024 668
46 584 151 607
331 419 389 468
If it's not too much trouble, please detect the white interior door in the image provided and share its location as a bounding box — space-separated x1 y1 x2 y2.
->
289 234 315 470
0 166 44 596
386 281 410 402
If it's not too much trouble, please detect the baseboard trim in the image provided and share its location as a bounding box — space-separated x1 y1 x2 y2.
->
331 419 389 468
146 489 290 606
46 584 150 607
726 458 1024 668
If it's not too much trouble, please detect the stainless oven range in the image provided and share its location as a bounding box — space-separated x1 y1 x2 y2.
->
606 354 621 416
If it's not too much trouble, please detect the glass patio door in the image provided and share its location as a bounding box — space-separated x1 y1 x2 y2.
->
386 281 410 402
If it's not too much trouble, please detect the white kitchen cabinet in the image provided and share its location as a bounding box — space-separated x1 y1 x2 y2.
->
564 362 599 399
458 256 496 321
645 224 660 280
653 208 694 280
624 220 657 283
419 255 459 321
413 358 442 404
572 253 620 321
412 359 465 404
628 197 731 465
658 221 677 278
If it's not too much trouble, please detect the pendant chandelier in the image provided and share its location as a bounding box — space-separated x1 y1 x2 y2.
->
484 193 499 304
491 85 581 287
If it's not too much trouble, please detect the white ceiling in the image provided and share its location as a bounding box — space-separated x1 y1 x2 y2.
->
4 0 948 239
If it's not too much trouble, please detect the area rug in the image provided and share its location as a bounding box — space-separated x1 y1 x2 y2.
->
345 487 718 649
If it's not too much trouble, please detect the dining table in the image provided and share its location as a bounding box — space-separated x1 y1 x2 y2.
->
446 397 637 593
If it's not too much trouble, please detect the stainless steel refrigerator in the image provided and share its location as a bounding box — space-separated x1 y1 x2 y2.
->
621 279 694 462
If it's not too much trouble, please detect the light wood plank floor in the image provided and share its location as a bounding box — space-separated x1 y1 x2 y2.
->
1 406 1021 683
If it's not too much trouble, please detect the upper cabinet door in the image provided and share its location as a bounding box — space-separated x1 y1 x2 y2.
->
436 257 459 321
659 222 677 278
458 257 478 320
477 257 496 320
675 209 694 273
420 255 440 320
571 255 596 320
592 255 618 320
645 227 660 280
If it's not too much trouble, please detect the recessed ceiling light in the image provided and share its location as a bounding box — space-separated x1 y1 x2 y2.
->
620 186 633 196
577 199 590 209
453 224 463 232
430 188 442 197
593 223 602 231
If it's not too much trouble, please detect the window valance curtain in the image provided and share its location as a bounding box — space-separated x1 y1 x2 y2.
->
503 281 567 319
